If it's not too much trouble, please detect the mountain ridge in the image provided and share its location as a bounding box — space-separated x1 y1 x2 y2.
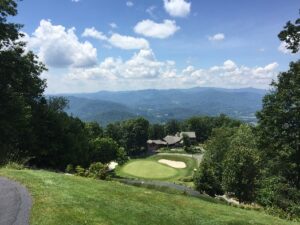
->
54 87 268 125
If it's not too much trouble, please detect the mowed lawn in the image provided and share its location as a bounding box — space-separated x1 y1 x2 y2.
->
0 168 299 225
116 154 197 181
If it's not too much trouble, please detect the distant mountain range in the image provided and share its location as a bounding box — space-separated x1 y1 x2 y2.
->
56 87 268 125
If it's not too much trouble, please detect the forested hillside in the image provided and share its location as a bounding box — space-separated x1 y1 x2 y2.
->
61 87 266 125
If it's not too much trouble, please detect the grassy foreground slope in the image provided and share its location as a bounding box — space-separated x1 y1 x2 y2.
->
0 169 298 225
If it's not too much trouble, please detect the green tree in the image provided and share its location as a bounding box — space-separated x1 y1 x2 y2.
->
278 11 300 53
105 122 122 143
185 115 241 143
194 127 237 196
30 100 90 169
194 159 220 196
148 123 165 139
256 60 300 188
85 122 103 139
122 117 149 154
182 134 191 147
0 0 46 163
222 125 260 203
165 119 180 135
90 137 119 163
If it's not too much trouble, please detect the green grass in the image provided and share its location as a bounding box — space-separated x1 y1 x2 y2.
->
120 160 178 179
116 154 197 181
0 168 299 225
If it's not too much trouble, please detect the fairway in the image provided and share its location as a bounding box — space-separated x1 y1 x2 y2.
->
121 160 178 179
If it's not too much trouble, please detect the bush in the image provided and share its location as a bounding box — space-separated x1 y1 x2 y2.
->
75 165 86 177
65 164 74 173
116 147 128 165
257 176 300 219
87 162 108 180
5 162 25 170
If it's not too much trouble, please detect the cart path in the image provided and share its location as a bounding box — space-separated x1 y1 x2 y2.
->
0 177 31 225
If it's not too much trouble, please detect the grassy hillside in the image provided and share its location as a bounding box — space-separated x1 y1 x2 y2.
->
0 168 299 225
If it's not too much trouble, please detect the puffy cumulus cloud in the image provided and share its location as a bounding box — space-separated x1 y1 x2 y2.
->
164 0 191 17
26 20 97 68
64 49 279 92
208 33 225 41
67 48 176 81
80 27 149 50
82 27 107 40
108 33 150 50
180 60 279 88
134 19 180 39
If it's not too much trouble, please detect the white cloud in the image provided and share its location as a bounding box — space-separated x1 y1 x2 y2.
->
64 50 279 92
181 60 279 88
108 33 150 50
109 23 118 29
163 0 191 17
71 0 80 2
208 33 225 41
253 62 278 77
126 1 134 7
80 26 150 51
82 27 107 40
67 48 176 82
134 19 180 39
26 20 97 68
278 41 292 54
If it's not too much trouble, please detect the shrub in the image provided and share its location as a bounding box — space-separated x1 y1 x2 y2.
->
75 165 86 177
65 164 74 173
116 147 128 165
5 162 25 170
87 162 108 180
256 176 300 219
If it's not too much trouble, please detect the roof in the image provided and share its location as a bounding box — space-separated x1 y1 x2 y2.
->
147 140 167 145
180 132 196 138
163 135 182 145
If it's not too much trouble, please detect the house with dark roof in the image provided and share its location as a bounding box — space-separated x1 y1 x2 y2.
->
147 131 196 152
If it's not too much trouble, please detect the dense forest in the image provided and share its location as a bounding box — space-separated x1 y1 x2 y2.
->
0 0 299 220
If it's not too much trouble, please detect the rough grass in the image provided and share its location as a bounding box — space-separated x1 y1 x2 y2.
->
116 154 197 181
0 168 299 225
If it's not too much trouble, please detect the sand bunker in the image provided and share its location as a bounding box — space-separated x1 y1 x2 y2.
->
158 159 186 168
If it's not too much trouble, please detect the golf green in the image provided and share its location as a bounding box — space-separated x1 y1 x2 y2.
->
120 160 178 179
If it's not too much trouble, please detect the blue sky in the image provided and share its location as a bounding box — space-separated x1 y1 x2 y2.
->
11 0 300 93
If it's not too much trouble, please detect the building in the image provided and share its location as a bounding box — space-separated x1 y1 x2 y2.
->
147 131 196 151
147 139 167 151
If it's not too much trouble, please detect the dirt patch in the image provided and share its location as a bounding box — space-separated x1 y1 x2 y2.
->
158 159 186 168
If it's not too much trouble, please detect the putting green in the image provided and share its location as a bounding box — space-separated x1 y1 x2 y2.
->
120 160 178 179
